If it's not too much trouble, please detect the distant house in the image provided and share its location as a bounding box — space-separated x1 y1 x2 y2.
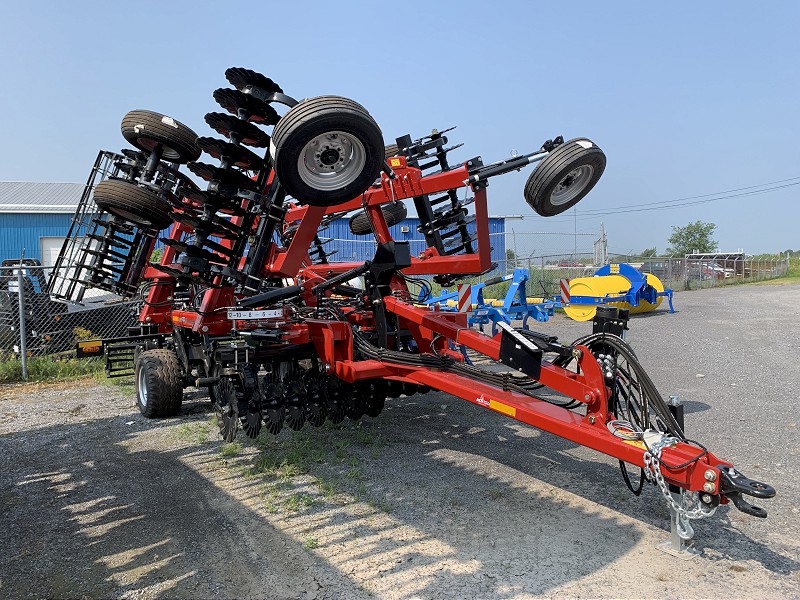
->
0 182 84 265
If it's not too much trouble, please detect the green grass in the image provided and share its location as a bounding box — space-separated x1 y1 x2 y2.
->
285 492 315 512
221 442 242 458
740 257 799 286
367 499 394 514
0 356 105 384
175 421 214 444
239 421 395 517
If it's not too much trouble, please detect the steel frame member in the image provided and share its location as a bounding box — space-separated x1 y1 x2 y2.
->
56 66 774 546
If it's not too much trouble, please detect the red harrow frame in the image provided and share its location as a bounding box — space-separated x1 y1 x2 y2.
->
52 67 774 545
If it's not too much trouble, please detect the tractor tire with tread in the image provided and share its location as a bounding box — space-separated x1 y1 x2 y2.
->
524 138 606 216
121 109 201 164
271 96 384 206
383 144 399 159
93 179 174 230
348 201 408 236
135 348 184 418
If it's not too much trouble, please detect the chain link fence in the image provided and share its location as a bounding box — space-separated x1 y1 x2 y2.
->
605 254 790 290
327 233 790 299
0 261 140 377
0 241 789 377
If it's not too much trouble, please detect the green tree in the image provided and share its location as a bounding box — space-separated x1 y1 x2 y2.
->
641 247 657 257
666 221 718 256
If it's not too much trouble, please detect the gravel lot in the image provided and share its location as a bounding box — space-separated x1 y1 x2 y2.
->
1 282 798 599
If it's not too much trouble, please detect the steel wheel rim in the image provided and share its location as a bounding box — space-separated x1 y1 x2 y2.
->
298 130 366 191
137 367 148 408
551 165 594 206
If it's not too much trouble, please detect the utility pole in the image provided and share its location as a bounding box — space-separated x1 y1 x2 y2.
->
573 208 577 261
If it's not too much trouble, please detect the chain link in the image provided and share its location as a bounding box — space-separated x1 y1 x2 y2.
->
643 436 717 539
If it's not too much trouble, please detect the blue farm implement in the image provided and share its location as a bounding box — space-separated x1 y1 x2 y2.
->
563 262 675 321
424 268 556 334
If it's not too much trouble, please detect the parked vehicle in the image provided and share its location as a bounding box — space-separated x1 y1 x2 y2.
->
0 259 137 354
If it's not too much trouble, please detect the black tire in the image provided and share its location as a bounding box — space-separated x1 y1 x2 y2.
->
271 96 384 206
524 138 606 216
121 109 201 164
384 143 399 159
135 348 184 418
348 201 408 236
93 179 174 230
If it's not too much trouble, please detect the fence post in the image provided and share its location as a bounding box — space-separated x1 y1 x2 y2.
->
16 258 28 380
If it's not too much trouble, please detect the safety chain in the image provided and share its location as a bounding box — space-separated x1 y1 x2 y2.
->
643 436 718 539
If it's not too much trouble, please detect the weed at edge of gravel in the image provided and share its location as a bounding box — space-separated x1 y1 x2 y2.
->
221 442 242 458
0 357 105 384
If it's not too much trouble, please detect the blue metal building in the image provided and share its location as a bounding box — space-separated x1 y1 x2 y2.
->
1 181 506 271
320 215 506 266
0 182 84 265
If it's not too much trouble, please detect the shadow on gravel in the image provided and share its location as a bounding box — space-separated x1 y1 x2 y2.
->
628 309 680 319
368 395 799 581
1 386 796 599
0 408 364 599
680 399 712 414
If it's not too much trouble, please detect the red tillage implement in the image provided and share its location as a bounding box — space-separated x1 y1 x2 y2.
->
54 67 773 546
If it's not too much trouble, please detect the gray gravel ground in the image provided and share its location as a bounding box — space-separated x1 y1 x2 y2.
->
0 282 798 599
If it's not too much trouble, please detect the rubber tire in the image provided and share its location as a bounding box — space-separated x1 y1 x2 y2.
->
93 179 173 230
121 109 201 164
524 138 606 216
384 144 399 159
135 348 184 418
348 201 408 236
270 96 384 206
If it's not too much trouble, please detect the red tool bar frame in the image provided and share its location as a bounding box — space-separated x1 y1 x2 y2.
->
283 161 492 279
374 296 727 491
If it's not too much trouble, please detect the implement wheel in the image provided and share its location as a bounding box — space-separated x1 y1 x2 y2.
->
271 96 384 206
135 348 183 418
348 202 407 236
383 143 399 158
524 138 606 216
93 179 173 230
121 110 201 164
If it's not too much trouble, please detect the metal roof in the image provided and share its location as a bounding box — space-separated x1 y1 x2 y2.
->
0 181 84 213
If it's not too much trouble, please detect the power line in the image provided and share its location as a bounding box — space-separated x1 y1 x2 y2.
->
578 180 800 217
577 181 800 218
514 175 800 223
585 176 800 213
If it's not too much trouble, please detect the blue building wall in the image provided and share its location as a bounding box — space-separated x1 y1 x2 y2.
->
0 213 74 263
322 216 506 267
0 212 507 271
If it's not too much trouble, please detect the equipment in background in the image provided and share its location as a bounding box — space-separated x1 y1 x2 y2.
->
563 262 675 321
424 268 556 334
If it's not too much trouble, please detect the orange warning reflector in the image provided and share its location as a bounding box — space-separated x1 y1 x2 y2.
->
489 399 516 418
76 340 104 358
389 157 403 168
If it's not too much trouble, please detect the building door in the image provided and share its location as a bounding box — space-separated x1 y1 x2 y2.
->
40 237 67 267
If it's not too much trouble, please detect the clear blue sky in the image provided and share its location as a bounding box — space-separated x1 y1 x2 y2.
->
1 1 797 255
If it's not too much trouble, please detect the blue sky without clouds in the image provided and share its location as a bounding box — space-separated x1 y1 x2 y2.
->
0 1 797 255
